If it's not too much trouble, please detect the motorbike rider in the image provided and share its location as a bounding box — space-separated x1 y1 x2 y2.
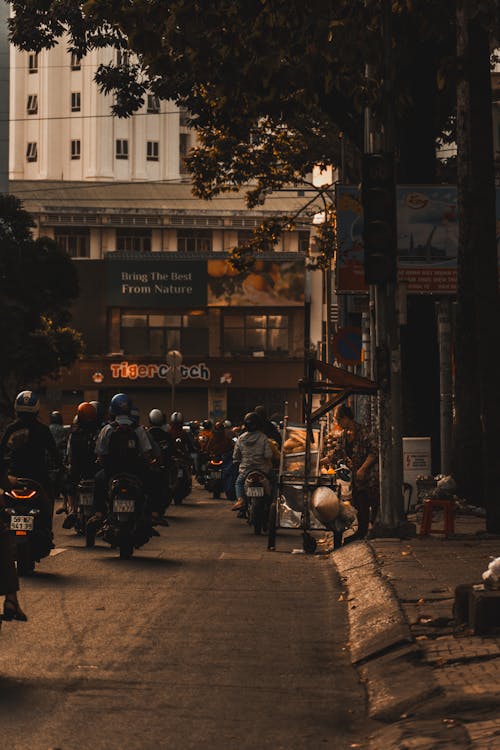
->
206 420 234 458
90 393 159 524
169 412 193 455
0 391 61 528
231 411 273 512
63 402 99 529
254 405 282 447
147 409 174 521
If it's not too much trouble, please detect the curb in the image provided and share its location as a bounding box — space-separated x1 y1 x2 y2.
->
333 542 441 724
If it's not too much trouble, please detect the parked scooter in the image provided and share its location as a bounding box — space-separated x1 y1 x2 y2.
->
102 473 152 558
244 470 273 535
3 478 53 575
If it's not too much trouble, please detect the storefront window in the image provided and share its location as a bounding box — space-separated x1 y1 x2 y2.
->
121 312 208 356
222 312 288 355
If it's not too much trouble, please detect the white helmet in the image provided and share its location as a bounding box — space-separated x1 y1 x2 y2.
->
149 409 165 426
170 411 183 425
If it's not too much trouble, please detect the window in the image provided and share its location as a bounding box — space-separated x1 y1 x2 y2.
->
26 94 38 115
54 228 90 258
147 141 159 161
28 53 38 73
116 228 152 253
177 228 212 253
120 312 208 356
71 140 81 160
179 132 191 174
298 231 310 253
222 313 289 355
70 52 81 70
146 94 160 113
117 50 130 66
71 92 81 112
115 139 129 160
26 142 38 162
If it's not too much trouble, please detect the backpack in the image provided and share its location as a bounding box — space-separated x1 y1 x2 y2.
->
107 421 141 470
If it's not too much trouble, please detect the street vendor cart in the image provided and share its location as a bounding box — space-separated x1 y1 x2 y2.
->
267 359 378 552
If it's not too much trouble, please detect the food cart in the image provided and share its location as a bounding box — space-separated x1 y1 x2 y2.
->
267 359 378 552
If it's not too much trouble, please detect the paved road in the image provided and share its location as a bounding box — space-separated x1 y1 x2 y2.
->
1 487 374 750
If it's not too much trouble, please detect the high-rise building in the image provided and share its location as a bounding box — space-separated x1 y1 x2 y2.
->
9 43 318 422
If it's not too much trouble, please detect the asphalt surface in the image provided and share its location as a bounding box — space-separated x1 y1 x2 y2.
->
1 486 375 750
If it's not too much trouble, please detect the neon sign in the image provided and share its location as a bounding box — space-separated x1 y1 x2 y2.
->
110 361 211 381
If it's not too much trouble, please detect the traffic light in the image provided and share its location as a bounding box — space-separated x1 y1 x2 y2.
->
362 153 397 285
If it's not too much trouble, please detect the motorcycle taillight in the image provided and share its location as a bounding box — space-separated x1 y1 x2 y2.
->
10 490 37 500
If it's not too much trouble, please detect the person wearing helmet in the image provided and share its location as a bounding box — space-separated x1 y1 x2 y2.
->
91 395 166 531
168 412 192 453
147 410 174 521
254 405 282 447
223 419 232 429
62 402 99 528
231 412 273 511
0 391 61 525
206 420 234 458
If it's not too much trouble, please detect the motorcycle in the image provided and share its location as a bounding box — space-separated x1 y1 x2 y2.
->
74 478 97 547
244 470 273 535
3 478 53 575
103 473 152 559
170 440 193 505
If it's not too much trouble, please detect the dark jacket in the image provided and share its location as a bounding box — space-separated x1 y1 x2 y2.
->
0 416 60 487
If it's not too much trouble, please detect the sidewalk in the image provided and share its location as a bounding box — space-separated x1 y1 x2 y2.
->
333 512 500 749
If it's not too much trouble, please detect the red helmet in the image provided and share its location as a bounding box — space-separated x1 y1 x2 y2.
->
77 402 97 423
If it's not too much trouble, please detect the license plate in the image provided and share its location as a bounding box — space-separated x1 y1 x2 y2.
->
113 499 135 513
211 471 222 479
177 469 184 478
246 486 264 497
11 515 34 531
78 493 93 507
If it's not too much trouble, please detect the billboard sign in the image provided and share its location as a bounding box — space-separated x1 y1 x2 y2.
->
336 185 500 293
107 260 207 307
207 258 304 307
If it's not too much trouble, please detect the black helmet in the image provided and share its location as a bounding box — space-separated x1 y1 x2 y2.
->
243 411 262 432
170 411 184 425
50 411 63 425
202 419 213 430
214 420 225 432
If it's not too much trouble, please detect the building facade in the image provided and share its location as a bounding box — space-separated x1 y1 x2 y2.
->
12 180 319 424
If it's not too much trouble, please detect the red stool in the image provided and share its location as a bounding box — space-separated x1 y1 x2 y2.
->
419 497 456 538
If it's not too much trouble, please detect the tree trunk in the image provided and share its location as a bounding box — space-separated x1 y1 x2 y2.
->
455 1 500 529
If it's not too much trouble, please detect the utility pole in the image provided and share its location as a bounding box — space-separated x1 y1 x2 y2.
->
437 298 453 474
0 2 10 193
365 0 412 536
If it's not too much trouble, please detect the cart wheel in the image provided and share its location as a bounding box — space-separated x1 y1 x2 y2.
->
302 531 317 555
267 501 277 550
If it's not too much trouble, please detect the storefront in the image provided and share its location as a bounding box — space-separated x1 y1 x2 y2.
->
45 254 306 424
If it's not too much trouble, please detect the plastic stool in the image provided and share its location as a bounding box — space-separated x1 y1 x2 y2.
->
419 497 455 538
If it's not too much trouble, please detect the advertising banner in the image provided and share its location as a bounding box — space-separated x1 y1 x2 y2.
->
207 258 304 307
336 185 500 294
107 260 207 307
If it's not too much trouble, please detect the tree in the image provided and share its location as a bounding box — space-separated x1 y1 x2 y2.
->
455 1 500 531
8 1 500 523
0 195 83 419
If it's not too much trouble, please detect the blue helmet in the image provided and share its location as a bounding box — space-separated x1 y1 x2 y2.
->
109 393 131 417
15 390 40 414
